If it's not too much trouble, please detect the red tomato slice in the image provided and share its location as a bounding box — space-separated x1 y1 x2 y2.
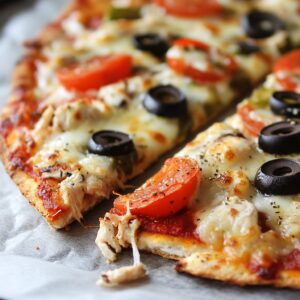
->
238 104 266 137
154 0 222 18
167 38 237 84
273 49 300 92
57 54 132 92
114 157 201 217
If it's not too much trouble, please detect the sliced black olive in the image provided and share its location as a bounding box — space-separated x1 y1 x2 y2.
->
258 121 300 154
270 91 300 118
241 10 284 39
133 33 170 58
143 84 187 118
88 130 135 156
237 41 260 55
255 158 300 195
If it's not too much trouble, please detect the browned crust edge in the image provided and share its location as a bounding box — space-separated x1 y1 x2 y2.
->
0 0 116 229
132 231 300 289
0 0 152 228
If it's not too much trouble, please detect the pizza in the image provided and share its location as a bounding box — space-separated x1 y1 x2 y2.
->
2 0 299 229
96 47 300 288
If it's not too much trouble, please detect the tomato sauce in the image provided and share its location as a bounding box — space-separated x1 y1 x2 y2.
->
8 145 34 174
138 210 199 240
37 179 68 221
0 118 14 139
248 259 277 280
280 249 300 271
249 249 300 279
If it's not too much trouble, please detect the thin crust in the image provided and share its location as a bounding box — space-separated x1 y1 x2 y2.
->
0 0 109 228
136 231 300 288
0 0 150 228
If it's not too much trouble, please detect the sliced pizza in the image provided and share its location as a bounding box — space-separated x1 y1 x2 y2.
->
0 0 299 229
96 49 300 288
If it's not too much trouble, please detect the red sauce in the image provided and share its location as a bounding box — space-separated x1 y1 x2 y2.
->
8 145 34 174
110 208 200 240
0 118 14 139
37 179 67 221
249 249 300 279
279 249 300 271
138 210 200 240
85 16 102 30
249 259 277 280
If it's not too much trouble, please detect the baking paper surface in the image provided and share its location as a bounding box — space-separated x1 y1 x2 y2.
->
0 1 299 299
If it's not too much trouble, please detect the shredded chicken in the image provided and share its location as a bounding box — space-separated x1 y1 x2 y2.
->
97 263 146 287
96 204 147 287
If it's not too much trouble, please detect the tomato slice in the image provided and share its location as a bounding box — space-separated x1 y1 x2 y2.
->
273 49 300 92
57 54 132 92
237 104 266 137
167 38 237 84
154 0 222 18
114 157 201 217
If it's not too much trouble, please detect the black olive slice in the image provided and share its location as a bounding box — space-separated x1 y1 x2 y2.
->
143 84 187 118
133 33 170 58
270 91 300 118
255 158 300 195
88 130 135 156
237 41 260 55
258 121 300 154
241 10 284 39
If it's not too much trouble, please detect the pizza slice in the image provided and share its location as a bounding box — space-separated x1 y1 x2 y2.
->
0 0 299 229
96 49 300 288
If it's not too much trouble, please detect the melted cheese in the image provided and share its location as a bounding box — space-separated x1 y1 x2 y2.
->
177 116 300 261
30 0 299 227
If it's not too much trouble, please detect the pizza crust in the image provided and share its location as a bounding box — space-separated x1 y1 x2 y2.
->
96 213 300 288
177 252 300 289
0 135 102 229
0 0 148 229
132 231 300 289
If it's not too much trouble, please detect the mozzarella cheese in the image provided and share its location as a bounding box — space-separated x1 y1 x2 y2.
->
176 110 300 261
28 0 298 227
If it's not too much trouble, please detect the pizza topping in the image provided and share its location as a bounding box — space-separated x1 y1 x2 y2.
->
56 55 132 92
237 104 267 137
167 39 237 84
113 157 201 217
280 249 300 271
241 10 284 39
196 196 259 248
258 121 300 154
143 84 187 118
37 179 67 221
138 211 198 239
270 91 300 118
273 49 300 92
98 263 146 287
237 40 260 55
254 158 300 195
107 6 141 20
154 0 222 18
133 33 170 58
88 130 135 157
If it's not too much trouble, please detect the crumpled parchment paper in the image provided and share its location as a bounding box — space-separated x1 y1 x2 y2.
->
0 1 299 299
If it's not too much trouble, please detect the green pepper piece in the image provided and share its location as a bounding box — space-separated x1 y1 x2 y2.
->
108 7 141 20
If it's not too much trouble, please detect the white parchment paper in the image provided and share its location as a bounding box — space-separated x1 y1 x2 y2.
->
0 1 299 299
